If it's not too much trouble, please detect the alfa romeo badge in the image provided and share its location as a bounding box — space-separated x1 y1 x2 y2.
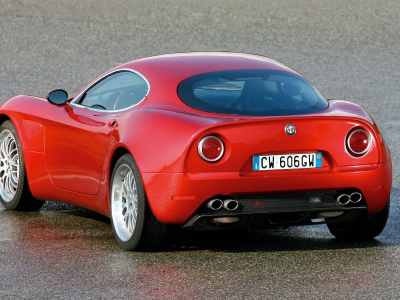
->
285 124 296 136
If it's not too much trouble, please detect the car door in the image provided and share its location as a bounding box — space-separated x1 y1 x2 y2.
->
43 70 149 195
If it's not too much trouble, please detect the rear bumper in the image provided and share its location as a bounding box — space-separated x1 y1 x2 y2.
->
141 161 392 224
183 206 369 230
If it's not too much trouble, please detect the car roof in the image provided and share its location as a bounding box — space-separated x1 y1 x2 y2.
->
105 52 303 113
120 52 300 82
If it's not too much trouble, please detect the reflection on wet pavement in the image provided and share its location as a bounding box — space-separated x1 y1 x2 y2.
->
0 189 399 299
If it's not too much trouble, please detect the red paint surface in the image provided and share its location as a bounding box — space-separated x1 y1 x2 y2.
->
0 53 392 222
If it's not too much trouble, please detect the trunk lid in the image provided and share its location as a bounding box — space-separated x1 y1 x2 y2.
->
185 116 379 173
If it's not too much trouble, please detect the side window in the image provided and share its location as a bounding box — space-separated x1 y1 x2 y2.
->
79 71 149 110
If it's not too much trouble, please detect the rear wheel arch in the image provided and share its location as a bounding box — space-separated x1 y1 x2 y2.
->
108 146 170 224
108 147 151 205
109 152 177 250
109 146 131 184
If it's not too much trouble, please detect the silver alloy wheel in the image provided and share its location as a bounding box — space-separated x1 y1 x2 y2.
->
0 129 19 202
111 164 138 242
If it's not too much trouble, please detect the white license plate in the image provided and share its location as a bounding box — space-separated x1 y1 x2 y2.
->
253 152 322 171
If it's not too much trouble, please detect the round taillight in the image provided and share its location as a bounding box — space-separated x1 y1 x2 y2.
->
198 136 224 162
347 129 370 155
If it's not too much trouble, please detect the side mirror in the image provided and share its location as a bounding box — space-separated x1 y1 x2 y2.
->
47 89 68 105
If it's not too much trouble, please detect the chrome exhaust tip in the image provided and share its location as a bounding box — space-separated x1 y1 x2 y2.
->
337 194 350 205
223 199 239 211
350 192 362 203
206 199 223 210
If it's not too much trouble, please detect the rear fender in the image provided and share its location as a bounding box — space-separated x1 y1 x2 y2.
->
115 108 224 173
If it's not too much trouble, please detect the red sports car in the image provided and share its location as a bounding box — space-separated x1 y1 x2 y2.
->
0 52 392 251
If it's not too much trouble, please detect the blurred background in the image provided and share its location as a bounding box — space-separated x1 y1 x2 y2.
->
1 0 399 185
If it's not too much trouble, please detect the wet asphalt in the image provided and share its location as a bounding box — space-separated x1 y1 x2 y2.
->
1 0 400 299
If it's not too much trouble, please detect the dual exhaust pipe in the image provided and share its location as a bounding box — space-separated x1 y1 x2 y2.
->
337 192 362 205
206 199 239 211
208 192 361 210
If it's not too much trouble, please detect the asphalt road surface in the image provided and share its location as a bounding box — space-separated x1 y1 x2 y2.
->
1 0 400 299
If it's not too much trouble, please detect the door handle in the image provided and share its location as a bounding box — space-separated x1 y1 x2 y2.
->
108 119 118 128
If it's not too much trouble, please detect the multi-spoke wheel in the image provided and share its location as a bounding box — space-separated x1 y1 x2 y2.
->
110 154 176 251
0 120 44 210
111 164 139 242
0 129 19 201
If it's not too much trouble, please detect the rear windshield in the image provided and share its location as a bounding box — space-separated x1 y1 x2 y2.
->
177 69 328 116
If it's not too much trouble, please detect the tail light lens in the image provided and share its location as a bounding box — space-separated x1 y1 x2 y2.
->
198 136 224 162
347 129 371 155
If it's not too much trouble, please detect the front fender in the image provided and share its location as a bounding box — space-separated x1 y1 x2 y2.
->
0 96 53 152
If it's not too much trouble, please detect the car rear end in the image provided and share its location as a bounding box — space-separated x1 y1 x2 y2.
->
180 112 391 229
141 68 392 231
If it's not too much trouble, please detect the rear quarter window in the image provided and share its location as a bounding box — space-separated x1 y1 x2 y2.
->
178 69 328 116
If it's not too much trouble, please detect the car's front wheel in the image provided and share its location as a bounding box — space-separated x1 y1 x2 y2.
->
110 153 175 251
0 120 44 210
327 199 390 239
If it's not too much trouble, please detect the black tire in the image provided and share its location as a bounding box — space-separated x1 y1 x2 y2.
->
327 199 390 239
110 153 176 251
0 120 44 211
